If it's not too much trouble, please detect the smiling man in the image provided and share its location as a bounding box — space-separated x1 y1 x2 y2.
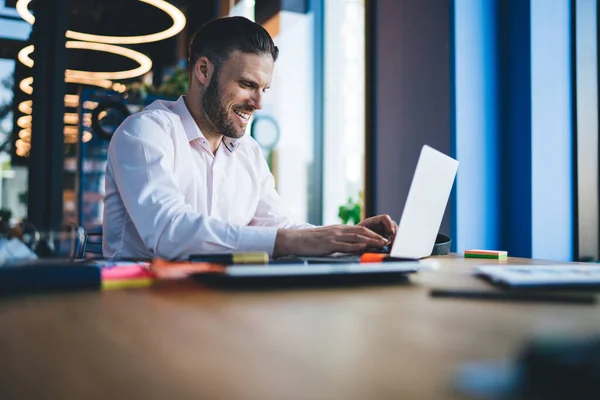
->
103 16 395 260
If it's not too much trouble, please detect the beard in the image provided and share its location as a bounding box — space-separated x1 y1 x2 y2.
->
200 73 248 139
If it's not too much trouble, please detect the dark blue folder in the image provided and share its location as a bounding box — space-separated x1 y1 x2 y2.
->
0 259 101 295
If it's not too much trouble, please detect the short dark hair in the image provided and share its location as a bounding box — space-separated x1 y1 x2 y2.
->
188 16 279 74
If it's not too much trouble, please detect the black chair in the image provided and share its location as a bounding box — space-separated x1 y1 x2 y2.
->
77 230 103 259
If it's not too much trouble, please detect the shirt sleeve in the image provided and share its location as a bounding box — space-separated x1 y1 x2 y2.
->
108 113 278 259
248 139 315 230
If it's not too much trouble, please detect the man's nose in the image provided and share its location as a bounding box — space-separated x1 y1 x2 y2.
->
248 90 263 110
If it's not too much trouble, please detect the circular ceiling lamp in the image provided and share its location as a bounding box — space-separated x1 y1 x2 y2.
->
64 94 80 108
16 0 186 44
65 41 152 81
17 45 33 68
20 76 101 95
17 115 32 129
18 96 79 116
19 42 152 81
19 129 31 140
18 100 32 115
21 75 127 96
15 0 184 158
19 76 33 95
66 76 127 93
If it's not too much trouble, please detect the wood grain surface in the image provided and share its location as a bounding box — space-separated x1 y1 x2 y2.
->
1 255 599 400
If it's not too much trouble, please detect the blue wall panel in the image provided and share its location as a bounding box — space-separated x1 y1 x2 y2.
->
454 0 499 252
530 0 573 261
499 0 533 258
453 0 574 259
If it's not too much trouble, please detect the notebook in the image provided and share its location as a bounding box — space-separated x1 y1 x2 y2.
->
477 265 600 288
192 261 423 287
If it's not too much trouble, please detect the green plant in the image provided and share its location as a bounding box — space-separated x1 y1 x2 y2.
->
338 195 362 225
154 67 189 98
127 67 189 101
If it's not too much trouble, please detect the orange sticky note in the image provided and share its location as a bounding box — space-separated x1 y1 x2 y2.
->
150 258 225 279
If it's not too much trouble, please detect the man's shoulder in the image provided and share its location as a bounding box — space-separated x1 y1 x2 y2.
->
236 134 262 156
135 99 181 127
116 100 180 138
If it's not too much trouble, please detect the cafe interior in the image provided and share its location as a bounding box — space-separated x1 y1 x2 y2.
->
0 0 600 399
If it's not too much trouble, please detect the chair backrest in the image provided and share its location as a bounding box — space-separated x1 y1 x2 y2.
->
77 231 103 259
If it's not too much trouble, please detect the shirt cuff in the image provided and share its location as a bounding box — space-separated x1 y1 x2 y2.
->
237 226 279 254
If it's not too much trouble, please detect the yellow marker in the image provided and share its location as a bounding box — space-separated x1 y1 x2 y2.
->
102 278 154 290
188 251 269 265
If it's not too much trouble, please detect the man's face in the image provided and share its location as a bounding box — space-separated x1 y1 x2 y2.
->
201 50 274 139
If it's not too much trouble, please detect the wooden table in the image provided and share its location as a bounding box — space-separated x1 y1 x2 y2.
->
1 255 599 399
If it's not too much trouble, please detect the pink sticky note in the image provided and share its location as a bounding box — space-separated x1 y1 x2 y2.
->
101 265 153 281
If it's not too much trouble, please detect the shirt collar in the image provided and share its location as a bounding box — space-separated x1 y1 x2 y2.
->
171 96 241 153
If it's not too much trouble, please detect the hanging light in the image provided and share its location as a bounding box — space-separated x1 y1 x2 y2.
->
19 42 152 82
64 94 80 108
17 115 32 129
65 41 152 81
18 100 33 114
16 0 186 44
19 77 33 95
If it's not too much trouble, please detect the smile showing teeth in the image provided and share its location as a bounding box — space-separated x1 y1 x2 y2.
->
234 110 250 121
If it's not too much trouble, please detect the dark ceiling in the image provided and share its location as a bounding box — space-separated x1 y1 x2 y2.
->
3 0 220 85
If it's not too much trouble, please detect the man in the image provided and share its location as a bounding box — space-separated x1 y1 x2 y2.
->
103 16 395 260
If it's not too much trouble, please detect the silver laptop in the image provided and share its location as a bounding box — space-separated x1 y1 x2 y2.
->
389 145 458 259
284 145 458 262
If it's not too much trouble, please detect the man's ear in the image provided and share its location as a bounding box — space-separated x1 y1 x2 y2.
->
193 57 214 87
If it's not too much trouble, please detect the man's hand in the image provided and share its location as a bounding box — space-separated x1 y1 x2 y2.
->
357 214 397 243
273 225 388 257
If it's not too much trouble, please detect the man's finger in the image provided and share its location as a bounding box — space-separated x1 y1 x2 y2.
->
331 241 368 253
335 234 387 246
346 225 387 241
380 215 396 235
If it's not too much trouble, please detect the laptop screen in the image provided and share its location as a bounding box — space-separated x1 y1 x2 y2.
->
389 145 458 259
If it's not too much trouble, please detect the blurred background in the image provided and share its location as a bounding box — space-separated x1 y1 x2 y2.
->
0 0 598 262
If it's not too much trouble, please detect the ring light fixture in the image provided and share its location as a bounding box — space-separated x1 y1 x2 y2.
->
17 115 32 129
19 129 31 139
15 139 30 151
17 45 33 68
19 42 152 81
65 76 117 91
16 0 186 44
65 41 152 80
15 0 185 156
63 126 79 135
19 76 33 95
21 75 127 95
64 94 80 108
18 100 32 115
64 113 79 125
83 101 99 110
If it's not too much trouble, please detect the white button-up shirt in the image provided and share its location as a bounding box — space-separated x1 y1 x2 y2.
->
103 96 311 259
